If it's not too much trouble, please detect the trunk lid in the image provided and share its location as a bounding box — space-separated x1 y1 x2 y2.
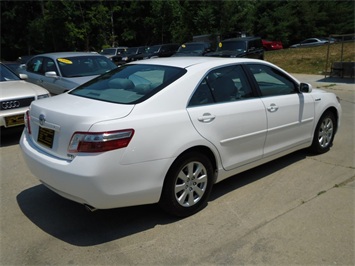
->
27 93 134 159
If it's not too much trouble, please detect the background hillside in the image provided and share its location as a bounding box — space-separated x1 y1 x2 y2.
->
265 42 355 75
1 0 354 60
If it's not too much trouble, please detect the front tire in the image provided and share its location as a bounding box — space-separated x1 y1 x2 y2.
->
159 151 214 217
310 111 336 154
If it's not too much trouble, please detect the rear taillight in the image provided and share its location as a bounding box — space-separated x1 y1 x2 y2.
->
68 129 134 153
25 109 31 134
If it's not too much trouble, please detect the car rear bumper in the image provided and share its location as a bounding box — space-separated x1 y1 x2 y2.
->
20 130 172 209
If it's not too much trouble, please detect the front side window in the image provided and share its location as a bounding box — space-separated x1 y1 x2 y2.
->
43 58 58 75
189 65 253 107
70 64 186 104
246 64 297 97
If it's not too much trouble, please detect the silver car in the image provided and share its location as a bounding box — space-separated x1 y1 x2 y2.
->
290 38 334 48
18 52 117 95
0 62 50 128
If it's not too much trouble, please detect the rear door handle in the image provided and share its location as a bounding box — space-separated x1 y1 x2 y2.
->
198 113 216 123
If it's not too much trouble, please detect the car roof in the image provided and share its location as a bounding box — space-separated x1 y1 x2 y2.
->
128 56 266 69
31 52 106 59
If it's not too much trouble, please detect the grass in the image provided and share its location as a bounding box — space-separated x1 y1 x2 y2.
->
265 42 355 75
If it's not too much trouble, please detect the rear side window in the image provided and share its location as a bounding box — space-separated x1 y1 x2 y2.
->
27 57 44 74
70 64 186 104
188 65 253 106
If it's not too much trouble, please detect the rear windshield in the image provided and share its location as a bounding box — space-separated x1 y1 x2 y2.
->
70 64 186 104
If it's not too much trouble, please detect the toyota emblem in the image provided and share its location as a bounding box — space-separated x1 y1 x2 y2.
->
39 114 46 126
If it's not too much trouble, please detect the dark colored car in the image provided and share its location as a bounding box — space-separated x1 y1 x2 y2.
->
205 37 264 60
133 43 179 60
111 46 147 66
173 42 212 56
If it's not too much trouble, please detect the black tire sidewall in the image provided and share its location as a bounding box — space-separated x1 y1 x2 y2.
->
311 111 336 154
159 151 214 217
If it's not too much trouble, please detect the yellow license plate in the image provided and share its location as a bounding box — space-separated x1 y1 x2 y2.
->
5 114 24 127
38 127 55 148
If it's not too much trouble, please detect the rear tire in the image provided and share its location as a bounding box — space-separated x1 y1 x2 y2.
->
159 151 214 217
310 111 336 154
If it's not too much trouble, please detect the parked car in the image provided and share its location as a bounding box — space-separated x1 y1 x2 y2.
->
262 39 283 50
99 47 128 60
290 38 334 48
17 55 34 64
20 57 341 217
111 46 147 66
173 42 212 56
205 37 264 59
18 52 117 95
0 62 50 128
2 61 21 72
133 43 179 60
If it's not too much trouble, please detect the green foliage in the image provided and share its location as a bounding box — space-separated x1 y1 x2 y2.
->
0 0 354 60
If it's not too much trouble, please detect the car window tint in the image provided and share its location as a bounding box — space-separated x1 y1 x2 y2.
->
188 65 253 107
57 56 116 77
246 64 297 96
0 64 20 81
27 57 44 74
43 58 58 75
70 64 186 104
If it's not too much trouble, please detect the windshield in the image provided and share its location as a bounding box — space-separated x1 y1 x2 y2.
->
57 56 117 78
0 64 20 82
100 48 117 55
177 43 205 54
217 41 246 52
123 47 138 54
146 45 161 53
70 64 186 104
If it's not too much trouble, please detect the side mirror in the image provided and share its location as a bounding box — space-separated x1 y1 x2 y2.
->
45 71 58 78
300 82 312 93
19 73 28 80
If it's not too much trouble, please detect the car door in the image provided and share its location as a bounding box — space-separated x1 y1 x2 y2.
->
187 65 267 171
25 56 45 86
244 64 315 157
40 57 64 95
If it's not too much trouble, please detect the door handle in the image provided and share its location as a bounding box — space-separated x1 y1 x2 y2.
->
267 104 279 112
198 113 216 123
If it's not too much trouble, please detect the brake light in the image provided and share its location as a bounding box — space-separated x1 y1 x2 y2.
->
25 110 31 134
68 129 134 153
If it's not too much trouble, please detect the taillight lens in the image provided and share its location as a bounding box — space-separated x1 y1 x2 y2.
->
24 109 31 134
68 129 134 153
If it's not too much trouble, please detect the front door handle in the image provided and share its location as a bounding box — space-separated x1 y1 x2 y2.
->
267 104 279 112
198 113 216 123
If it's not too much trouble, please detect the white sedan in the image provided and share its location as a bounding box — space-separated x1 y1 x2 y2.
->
20 57 341 217
0 62 50 128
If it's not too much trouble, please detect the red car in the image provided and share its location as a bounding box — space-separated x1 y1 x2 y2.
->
262 40 283 50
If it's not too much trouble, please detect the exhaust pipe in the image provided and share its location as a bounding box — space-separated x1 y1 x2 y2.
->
84 204 97 212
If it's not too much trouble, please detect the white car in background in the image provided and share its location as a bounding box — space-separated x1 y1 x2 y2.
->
20 57 341 217
18 52 117 95
0 62 50 128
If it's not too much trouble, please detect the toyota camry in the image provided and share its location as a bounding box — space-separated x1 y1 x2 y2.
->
20 57 341 217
